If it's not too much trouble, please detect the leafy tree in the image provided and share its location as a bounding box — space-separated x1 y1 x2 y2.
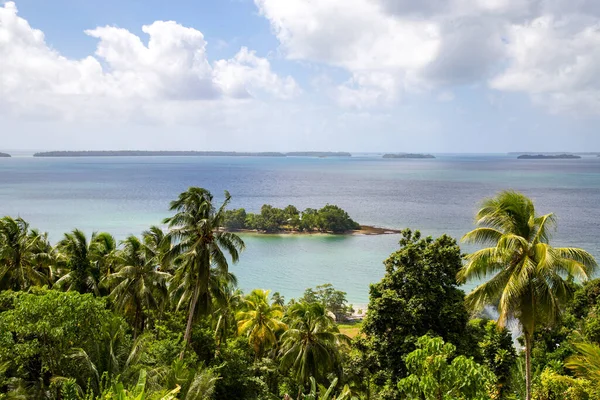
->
0 216 54 291
570 278 600 343
299 208 319 232
236 289 286 358
105 235 171 337
458 190 598 400
283 205 301 229
467 319 516 398
211 336 270 400
397 335 497 400
0 289 128 397
280 302 350 386
54 230 117 295
258 205 287 232
222 208 248 230
164 187 245 357
316 205 360 233
301 284 353 321
361 229 470 396
533 368 596 400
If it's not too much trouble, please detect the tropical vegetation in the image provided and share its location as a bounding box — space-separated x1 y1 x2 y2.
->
223 204 361 233
0 188 598 399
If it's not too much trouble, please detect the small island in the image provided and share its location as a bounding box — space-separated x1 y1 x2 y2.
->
222 204 399 235
33 151 352 158
383 153 435 159
517 154 581 160
0 152 11 158
286 152 351 157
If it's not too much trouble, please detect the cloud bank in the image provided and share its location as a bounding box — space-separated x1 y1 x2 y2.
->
0 2 299 122
256 0 600 113
1 0 600 151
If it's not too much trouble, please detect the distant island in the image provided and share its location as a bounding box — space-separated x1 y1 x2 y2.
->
517 154 581 160
286 152 351 157
33 151 352 158
383 153 435 159
0 152 11 158
222 204 400 235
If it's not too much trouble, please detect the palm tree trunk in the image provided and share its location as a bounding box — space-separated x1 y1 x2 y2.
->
180 282 200 360
525 332 532 400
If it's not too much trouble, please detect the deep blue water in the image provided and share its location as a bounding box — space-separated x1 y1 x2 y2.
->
1 154 599 304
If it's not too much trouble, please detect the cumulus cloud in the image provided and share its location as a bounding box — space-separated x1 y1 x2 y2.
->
491 15 600 114
0 2 299 121
255 0 600 114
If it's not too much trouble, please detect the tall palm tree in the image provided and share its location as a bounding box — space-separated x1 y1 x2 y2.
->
280 302 350 386
236 289 286 358
457 190 598 400
0 217 54 290
105 235 171 337
54 230 117 295
164 187 245 357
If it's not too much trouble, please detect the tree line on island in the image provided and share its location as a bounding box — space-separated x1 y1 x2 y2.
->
0 188 599 399
0 152 10 158
222 204 360 233
32 151 353 158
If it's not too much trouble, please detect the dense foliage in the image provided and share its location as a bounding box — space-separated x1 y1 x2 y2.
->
222 204 360 233
0 188 598 400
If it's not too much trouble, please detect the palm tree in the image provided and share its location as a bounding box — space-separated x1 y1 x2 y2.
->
213 282 243 347
54 230 117 294
0 217 54 290
236 289 286 358
279 302 350 386
164 187 245 357
105 235 171 337
457 190 598 400
143 225 174 274
566 341 600 385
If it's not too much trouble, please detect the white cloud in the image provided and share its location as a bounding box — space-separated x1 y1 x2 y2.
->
491 15 600 114
213 47 301 99
255 0 600 114
0 2 299 121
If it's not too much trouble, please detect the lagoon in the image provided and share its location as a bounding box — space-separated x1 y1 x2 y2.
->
1 154 599 303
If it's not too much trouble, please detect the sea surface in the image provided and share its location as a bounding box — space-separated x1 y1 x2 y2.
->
1 154 599 304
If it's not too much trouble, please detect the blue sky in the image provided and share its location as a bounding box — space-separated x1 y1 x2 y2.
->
1 0 599 152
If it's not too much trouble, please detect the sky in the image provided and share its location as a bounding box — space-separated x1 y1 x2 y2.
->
1 0 600 152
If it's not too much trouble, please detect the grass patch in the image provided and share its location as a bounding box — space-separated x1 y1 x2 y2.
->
337 320 364 338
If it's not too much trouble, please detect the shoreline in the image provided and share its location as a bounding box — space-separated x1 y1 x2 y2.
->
226 225 402 236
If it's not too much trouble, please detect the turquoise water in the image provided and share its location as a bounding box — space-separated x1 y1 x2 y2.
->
1 154 599 303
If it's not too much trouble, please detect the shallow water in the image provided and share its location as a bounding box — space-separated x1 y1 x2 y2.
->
1 154 599 303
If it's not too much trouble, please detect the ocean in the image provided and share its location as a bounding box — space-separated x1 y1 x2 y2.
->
1 154 599 304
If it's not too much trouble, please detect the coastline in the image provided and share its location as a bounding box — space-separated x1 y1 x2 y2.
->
226 225 402 236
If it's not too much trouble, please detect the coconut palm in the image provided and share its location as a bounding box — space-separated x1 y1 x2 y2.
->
213 281 243 347
566 341 600 385
0 217 54 291
164 187 245 357
105 235 171 337
280 302 350 386
236 289 286 358
457 190 598 400
54 230 117 295
143 225 174 274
